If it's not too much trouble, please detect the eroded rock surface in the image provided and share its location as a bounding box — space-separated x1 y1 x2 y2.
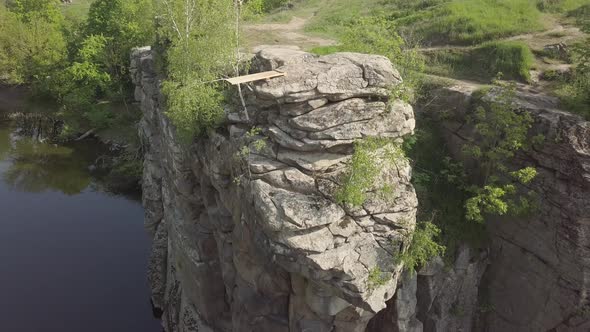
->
132 46 417 331
418 84 590 331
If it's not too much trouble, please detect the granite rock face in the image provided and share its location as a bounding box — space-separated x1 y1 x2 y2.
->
132 46 417 331
420 84 590 331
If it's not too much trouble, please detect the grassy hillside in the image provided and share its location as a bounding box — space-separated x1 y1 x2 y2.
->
395 0 545 46
302 0 550 46
424 41 536 82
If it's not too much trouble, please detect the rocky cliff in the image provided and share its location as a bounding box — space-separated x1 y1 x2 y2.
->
418 84 590 331
132 46 418 331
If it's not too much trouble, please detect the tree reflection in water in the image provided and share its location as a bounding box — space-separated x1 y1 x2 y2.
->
0 114 100 195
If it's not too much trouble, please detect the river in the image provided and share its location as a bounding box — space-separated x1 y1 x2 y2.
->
0 95 161 332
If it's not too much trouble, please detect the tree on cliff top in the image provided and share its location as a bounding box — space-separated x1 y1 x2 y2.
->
85 0 155 90
157 0 238 141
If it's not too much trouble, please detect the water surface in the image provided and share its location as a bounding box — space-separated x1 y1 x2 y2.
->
0 112 160 331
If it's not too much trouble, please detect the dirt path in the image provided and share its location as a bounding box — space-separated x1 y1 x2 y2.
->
244 16 336 50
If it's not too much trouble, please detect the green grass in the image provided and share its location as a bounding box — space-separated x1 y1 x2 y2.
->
568 3 590 28
304 0 388 38
309 45 342 55
412 0 545 45
303 0 546 46
425 41 535 82
537 0 589 12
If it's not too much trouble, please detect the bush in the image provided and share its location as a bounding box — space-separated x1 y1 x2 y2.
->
336 137 405 206
161 80 226 141
157 0 237 140
403 115 486 262
243 0 290 16
400 221 446 272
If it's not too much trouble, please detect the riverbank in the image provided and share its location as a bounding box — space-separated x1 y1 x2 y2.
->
0 108 161 331
0 84 143 196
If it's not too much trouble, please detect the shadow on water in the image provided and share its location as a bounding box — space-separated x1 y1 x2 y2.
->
0 114 103 195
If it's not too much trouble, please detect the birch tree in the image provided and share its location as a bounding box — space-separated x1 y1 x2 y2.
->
157 0 238 140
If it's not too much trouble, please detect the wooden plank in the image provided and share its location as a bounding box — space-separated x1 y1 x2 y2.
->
225 70 286 85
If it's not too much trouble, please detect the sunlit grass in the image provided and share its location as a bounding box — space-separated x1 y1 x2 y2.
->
414 0 545 45
61 0 94 21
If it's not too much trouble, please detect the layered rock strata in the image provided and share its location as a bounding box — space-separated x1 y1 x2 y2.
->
132 46 417 331
417 84 590 331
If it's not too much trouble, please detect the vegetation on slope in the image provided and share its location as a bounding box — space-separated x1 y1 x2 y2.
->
395 0 545 46
0 0 154 130
156 0 237 141
304 0 546 46
425 41 536 82
556 6 590 119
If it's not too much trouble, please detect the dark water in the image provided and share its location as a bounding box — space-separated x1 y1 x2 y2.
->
0 113 161 331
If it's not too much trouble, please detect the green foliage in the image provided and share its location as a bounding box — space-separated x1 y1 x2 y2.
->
233 127 268 184
50 35 111 110
85 0 155 89
537 0 588 12
410 0 544 45
474 42 535 82
400 221 446 272
157 0 237 140
568 4 590 28
1 0 155 135
162 81 226 141
243 0 290 17
462 81 540 222
367 267 390 290
310 15 425 102
336 137 405 206
0 0 66 84
8 0 64 24
424 41 535 83
304 0 385 38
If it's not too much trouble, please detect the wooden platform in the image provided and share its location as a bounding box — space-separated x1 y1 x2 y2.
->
225 70 285 85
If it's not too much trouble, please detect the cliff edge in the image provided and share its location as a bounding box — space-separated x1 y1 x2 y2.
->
132 46 417 331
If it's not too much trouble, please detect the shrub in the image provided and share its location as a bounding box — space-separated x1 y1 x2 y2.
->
336 137 405 207
367 267 390 290
400 221 446 272
244 0 290 16
157 0 237 140
462 82 540 222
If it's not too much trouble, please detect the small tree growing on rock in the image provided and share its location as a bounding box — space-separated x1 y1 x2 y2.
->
462 80 542 223
156 0 238 141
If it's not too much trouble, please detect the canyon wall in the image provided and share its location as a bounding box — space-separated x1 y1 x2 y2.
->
132 46 418 331
420 84 590 331
133 44 589 331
